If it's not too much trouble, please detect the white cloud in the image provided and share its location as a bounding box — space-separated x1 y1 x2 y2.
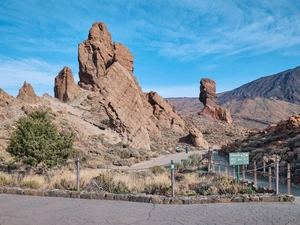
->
0 57 71 97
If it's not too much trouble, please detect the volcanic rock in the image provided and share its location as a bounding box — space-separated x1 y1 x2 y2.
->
0 89 15 107
189 127 209 149
146 91 184 133
199 78 232 124
77 22 184 150
54 66 80 102
17 82 39 104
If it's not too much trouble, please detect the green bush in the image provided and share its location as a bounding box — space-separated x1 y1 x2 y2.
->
7 111 75 168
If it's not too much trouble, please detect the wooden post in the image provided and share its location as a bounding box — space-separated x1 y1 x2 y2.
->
263 161 266 177
242 165 245 181
212 160 215 172
75 158 80 191
287 163 290 195
254 160 257 188
268 167 272 190
225 162 228 175
218 161 221 173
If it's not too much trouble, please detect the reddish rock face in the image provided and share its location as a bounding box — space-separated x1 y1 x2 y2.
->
0 88 15 107
146 91 184 133
189 127 209 149
77 22 184 150
17 82 39 104
199 78 232 124
54 66 80 102
199 78 217 106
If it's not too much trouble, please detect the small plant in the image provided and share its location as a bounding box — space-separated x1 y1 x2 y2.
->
242 186 256 194
100 119 110 126
203 130 212 135
150 165 166 175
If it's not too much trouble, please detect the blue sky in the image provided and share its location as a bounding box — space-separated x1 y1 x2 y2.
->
1 0 300 98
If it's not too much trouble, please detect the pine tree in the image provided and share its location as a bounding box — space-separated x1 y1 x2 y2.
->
7 111 75 167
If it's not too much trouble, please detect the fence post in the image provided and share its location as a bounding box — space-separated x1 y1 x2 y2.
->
171 160 175 197
242 165 245 181
212 160 215 173
263 161 266 177
218 161 221 173
75 158 80 191
254 160 257 188
276 158 279 195
232 166 235 178
268 167 272 190
287 163 290 195
225 162 228 175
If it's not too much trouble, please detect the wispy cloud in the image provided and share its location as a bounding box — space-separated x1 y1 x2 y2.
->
0 56 74 97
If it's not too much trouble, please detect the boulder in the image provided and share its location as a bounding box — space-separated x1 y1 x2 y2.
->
199 78 232 123
54 66 80 102
17 82 39 104
189 127 209 149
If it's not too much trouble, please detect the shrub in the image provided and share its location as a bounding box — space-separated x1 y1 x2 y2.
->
6 111 75 168
150 165 166 175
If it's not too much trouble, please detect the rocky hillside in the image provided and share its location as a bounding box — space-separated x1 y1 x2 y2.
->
220 114 300 184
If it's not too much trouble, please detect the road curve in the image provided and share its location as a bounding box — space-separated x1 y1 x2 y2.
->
0 194 299 225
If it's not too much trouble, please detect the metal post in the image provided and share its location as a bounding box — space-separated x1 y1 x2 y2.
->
268 167 272 190
218 161 221 173
254 160 257 188
232 166 235 178
237 165 240 184
276 158 279 195
171 160 175 197
287 163 290 195
263 161 266 177
76 158 80 191
242 165 245 181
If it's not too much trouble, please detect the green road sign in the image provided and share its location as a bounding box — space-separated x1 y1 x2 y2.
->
229 152 249 166
168 163 177 170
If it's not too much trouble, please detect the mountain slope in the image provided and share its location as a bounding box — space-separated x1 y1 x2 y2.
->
218 66 300 105
168 66 300 129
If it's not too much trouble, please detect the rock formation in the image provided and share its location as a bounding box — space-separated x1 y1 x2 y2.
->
188 127 209 149
179 127 209 149
0 88 15 107
146 91 184 133
54 66 80 102
17 82 39 104
199 78 232 124
77 22 184 150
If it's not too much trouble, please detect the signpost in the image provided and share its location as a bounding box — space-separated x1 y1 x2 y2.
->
169 160 177 197
229 152 249 183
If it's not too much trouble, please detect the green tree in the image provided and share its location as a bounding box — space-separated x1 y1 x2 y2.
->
7 111 75 167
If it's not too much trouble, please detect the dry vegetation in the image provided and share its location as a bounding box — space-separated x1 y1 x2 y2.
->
0 154 255 196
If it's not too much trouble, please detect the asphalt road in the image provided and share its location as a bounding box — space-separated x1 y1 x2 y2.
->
0 194 299 225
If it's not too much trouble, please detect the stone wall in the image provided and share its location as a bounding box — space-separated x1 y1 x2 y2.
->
0 186 294 204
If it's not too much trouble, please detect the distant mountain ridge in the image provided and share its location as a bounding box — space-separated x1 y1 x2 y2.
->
218 66 300 105
168 66 300 129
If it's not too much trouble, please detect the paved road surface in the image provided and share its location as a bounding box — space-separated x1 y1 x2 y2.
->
0 194 299 225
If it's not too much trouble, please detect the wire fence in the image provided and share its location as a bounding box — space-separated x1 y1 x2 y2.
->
209 158 291 195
